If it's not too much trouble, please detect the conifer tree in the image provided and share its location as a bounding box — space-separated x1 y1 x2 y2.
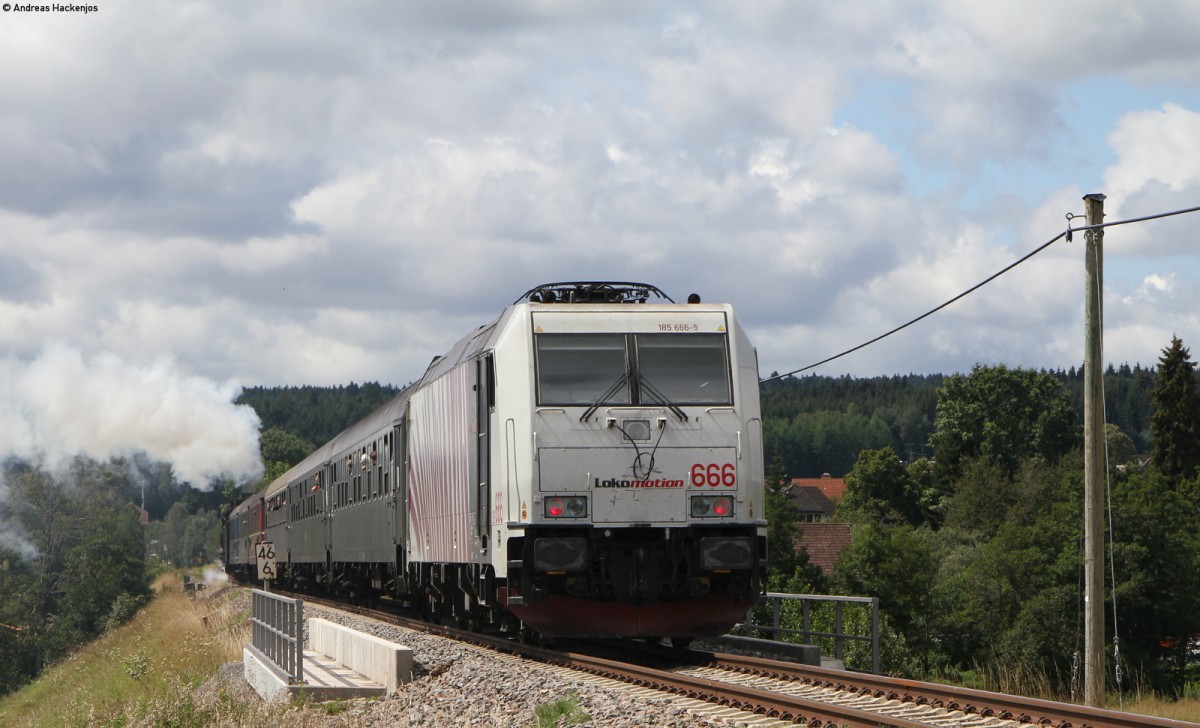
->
1149 335 1200 480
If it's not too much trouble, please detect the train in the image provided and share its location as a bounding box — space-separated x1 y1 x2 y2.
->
223 282 766 644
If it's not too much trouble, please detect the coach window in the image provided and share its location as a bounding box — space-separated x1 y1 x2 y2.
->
635 334 732 405
536 334 629 405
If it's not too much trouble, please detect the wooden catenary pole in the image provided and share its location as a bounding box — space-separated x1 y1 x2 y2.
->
1082 192 1106 707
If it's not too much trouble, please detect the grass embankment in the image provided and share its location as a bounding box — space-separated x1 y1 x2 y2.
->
0 571 256 727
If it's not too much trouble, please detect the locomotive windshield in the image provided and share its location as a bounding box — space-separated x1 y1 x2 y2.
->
636 334 730 404
535 334 630 405
535 333 731 406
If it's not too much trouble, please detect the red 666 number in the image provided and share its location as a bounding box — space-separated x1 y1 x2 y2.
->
690 463 736 487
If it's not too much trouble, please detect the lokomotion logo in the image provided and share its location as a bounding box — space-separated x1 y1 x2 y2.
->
594 477 685 489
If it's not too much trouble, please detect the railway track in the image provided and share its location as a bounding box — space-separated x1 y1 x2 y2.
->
276 589 1199 728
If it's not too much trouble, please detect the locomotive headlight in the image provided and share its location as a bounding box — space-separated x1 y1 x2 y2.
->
690 495 734 518
534 537 587 571
565 496 587 517
701 536 753 570
545 496 588 518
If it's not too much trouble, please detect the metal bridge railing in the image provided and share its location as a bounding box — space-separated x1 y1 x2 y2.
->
249 589 305 684
732 592 880 674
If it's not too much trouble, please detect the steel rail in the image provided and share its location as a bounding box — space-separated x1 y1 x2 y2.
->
525 645 938 727
708 652 1199 728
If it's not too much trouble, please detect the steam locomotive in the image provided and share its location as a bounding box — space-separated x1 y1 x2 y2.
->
224 282 766 643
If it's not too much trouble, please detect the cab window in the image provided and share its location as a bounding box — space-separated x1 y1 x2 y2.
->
535 334 629 405
636 334 731 404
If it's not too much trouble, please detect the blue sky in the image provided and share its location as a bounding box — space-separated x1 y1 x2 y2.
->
2 1 1200 481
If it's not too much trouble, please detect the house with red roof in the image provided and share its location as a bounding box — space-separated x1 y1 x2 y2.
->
783 473 847 522
793 522 854 575
782 474 853 575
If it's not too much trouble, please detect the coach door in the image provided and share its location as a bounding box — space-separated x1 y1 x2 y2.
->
391 420 407 550
476 354 494 552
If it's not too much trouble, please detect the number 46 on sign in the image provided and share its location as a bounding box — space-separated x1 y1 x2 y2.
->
255 541 276 581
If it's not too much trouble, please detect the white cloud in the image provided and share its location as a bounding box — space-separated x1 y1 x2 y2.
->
1107 104 1200 194
937 1 1200 83
1140 273 1173 296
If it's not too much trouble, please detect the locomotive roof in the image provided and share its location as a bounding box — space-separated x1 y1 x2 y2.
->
514 281 673 305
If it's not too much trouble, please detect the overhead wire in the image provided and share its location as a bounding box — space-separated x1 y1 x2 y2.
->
760 203 1200 383
760 230 1065 383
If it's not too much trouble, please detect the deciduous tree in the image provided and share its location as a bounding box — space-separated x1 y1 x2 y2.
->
931 365 1079 482
837 448 922 526
1 466 151 692
831 523 939 672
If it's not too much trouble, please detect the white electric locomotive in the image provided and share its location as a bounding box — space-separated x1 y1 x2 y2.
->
224 282 766 643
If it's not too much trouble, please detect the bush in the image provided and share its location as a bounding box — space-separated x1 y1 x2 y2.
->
105 592 148 632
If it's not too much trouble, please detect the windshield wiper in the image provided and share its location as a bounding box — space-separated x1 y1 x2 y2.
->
580 373 629 422
637 375 688 422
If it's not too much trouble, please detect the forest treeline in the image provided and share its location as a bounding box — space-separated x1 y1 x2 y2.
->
762 363 1158 478
236 382 401 449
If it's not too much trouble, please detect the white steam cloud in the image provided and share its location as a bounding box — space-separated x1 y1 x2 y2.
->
0 344 263 488
0 475 36 558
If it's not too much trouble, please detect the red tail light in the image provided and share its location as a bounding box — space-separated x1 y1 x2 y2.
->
690 495 735 518
544 496 587 518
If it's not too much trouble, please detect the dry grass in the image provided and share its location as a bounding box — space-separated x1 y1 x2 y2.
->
1122 692 1200 723
1113 678 1200 724
0 571 378 727
0 571 253 727
935 661 1200 724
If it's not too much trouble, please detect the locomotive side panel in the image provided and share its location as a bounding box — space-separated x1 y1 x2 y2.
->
485 307 537 580
407 363 475 565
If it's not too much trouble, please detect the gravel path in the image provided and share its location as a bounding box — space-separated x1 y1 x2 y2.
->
204 591 782 727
